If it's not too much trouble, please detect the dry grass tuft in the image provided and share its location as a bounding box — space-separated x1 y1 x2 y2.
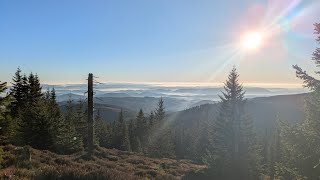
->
0 145 206 180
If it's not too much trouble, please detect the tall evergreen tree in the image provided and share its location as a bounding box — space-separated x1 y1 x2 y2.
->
113 110 131 151
74 98 87 148
148 111 154 127
95 110 110 148
119 110 131 151
0 81 16 144
204 67 261 180
46 88 61 120
54 117 84 154
55 96 83 154
155 97 165 123
9 68 27 118
148 98 174 158
0 81 9 113
26 73 42 105
18 73 56 150
136 109 145 135
275 22 320 180
136 109 147 151
293 23 320 89
128 118 136 151
269 124 281 180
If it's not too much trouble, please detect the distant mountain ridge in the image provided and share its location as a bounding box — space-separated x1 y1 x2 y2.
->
49 83 307 102
57 94 216 113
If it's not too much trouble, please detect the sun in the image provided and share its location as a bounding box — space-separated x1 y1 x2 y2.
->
242 32 263 50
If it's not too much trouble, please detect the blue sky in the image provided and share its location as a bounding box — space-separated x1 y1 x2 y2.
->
0 0 319 86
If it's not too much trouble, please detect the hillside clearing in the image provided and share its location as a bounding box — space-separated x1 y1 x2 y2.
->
0 145 206 180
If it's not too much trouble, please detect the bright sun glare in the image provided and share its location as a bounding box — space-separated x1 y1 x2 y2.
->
242 32 263 50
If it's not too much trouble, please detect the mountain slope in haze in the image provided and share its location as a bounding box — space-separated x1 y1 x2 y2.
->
169 93 307 131
57 93 306 126
188 100 216 108
56 93 85 102
52 84 307 102
248 93 306 129
59 101 136 122
96 92 132 98
58 95 197 113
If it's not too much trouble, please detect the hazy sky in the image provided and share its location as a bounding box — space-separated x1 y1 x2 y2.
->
1 0 319 86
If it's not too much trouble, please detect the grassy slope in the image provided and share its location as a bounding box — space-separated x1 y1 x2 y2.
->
0 145 205 180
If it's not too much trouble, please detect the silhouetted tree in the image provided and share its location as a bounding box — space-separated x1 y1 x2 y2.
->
95 110 110 148
55 96 83 154
9 68 25 118
276 22 320 180
293 23 320 89
204 67 261 179
0 81 16 144
148 98 174 158
113 110 131 151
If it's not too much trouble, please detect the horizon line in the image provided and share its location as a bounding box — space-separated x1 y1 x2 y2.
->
41 81 304 88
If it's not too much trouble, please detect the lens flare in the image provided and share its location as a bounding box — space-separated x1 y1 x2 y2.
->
242 32 263 50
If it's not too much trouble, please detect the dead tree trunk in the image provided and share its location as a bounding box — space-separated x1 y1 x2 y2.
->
87 73 94 154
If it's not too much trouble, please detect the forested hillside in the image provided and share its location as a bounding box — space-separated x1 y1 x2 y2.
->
170 93 306 131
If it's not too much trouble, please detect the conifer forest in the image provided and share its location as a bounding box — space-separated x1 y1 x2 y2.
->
1 1 320 180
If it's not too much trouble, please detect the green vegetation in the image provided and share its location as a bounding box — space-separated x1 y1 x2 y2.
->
0 144 204 179
272 22 320 179
202 67 262 179
0 23 319 180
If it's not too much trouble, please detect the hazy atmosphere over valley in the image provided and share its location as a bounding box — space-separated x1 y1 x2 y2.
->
1 0 320 180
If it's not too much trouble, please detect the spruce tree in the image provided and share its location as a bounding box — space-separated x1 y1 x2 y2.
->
276 87 320 179
0 81 9 114
9 68 24 117
148 98 174 158
43 87 76 153
46 88 61 121
293 23 320 89
133 136 142 153
155 97 165 123
118 110 131 151
136 109 144 137
174 126 185 159
276 23 320 180
74 98 87 148
141 110 149 153
113 110 131 151
18 73 56 150
149 111 154 127
269 124 281 180
26 73 42 105
54 115 83 154
95 110 110 147
55 96 83 154
135 109 147 151
128 118 136 151
204 67 261 179
0 81 16 144
194 117 212 161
